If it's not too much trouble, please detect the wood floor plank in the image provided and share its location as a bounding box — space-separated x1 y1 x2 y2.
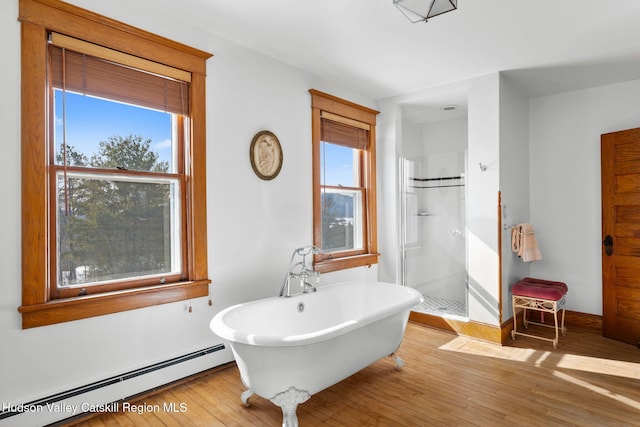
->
65 322 640 426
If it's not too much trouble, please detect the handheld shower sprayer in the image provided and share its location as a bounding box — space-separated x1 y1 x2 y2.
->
279 245 322 297
295 245 320 256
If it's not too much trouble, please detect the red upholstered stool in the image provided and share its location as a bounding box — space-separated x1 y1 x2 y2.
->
511 277 568 348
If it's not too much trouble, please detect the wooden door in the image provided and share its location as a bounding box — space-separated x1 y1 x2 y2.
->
601 127 640 347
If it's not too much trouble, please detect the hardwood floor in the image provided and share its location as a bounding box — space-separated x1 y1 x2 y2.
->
66 322 640 426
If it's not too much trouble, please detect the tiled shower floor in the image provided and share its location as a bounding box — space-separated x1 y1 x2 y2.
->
414 295 467 318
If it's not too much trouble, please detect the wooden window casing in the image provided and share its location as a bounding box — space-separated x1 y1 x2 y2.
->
310 89 379 273
18 0 212 328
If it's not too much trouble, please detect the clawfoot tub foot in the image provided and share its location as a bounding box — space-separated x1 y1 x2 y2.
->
388 351 404 370
241 388 254 407
270 387 311 427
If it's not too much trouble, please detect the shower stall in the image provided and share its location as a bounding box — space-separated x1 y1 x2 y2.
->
399 136 469 319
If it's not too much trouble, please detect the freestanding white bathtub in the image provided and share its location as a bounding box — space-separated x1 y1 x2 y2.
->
210 281 423 426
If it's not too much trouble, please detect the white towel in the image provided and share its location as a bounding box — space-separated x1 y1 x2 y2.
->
511 223 542 262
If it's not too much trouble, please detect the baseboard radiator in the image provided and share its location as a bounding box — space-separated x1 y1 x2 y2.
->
0 344 225 421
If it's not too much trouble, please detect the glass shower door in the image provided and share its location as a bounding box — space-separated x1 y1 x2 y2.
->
400 153 468 319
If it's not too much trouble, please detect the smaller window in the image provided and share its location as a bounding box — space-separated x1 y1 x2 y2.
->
310 90 379 272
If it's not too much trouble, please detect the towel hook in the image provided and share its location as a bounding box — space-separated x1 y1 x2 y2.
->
479 163 487 172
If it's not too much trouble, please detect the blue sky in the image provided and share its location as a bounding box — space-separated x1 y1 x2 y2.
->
54 91 173 166
321 142 357 187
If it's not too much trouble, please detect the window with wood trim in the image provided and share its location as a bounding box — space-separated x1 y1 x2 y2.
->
19 0 212 328
310 89 379 273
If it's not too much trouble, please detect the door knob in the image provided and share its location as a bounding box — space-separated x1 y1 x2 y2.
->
603 235 613 256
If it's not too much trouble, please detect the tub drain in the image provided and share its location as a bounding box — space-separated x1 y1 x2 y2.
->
297 302 305 313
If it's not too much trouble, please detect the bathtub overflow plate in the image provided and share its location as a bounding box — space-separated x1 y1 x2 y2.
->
297 302 305 313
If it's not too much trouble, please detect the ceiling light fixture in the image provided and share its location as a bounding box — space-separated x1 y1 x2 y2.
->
393 0 457 23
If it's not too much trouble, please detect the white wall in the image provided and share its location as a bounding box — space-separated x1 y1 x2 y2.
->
377 99 401 285
499 74 531 321
422 118 468 154
466 74 501 325
0 1 376 425
529 78 640 316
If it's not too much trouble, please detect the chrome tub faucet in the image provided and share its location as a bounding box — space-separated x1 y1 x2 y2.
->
279 245 321 297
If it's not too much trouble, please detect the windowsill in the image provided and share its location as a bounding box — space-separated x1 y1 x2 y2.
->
18 279 210 329
313 253 379 273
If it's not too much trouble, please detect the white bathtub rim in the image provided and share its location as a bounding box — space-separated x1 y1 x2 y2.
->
210 281 422 347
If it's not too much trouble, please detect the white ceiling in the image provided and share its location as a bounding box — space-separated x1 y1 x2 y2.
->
180 0 640 96
78 0 640 121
